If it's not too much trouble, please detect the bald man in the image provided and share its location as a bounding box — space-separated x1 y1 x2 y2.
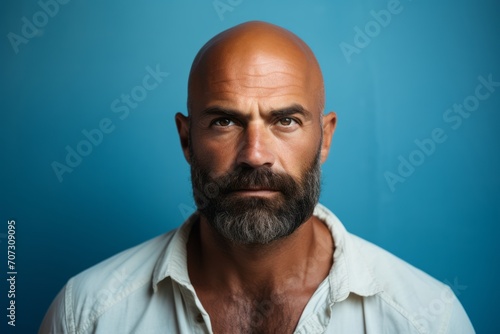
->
40 21 474 333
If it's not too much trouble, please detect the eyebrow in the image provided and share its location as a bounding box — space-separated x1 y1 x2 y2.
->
269 104 311 119
200 103 312 120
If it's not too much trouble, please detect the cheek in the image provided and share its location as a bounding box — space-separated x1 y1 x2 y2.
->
190 131 238 173
276 127 322 174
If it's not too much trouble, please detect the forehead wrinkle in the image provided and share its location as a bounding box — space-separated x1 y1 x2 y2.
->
209 80 305 92
203 86 307 101
207 72 307 91
208 66 305 80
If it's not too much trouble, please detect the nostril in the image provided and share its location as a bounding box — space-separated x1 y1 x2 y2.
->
236 147 275 169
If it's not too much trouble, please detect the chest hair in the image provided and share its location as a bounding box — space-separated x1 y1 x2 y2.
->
204 292 306 334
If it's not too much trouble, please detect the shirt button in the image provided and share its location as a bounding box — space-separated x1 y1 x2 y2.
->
196 313 204 323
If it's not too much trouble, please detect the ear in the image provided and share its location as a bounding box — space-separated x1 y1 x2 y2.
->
320 112 337 163
175 112 191 164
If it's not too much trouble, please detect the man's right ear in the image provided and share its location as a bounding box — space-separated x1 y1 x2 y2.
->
175 113 191 164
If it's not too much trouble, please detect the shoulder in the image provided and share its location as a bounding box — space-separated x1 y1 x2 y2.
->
349 232 444 299
348 232 474 333
70 230 176 299
314 203 474 333
39 229 178 333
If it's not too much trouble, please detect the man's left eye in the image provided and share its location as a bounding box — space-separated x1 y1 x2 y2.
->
278 117 297 126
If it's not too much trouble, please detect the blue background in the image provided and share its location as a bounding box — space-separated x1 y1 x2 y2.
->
1 0 499 333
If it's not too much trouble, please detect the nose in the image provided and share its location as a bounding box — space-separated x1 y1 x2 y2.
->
236 123 276 169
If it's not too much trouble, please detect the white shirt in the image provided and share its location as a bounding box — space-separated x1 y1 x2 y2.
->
39 204 475 333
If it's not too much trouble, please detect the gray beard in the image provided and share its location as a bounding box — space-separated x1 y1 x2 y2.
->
190 147 322 245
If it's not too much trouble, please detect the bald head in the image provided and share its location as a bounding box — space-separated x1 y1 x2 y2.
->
187 21 325 115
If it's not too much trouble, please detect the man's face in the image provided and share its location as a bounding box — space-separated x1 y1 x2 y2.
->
185 47 327 244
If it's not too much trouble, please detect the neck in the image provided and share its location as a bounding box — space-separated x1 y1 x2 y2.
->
187 213 334 296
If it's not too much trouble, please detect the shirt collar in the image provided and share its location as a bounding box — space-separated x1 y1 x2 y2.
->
152 204 383 301
314 204 383 303
151 212 199 293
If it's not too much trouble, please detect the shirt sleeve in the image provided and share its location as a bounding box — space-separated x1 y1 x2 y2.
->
445 292 475 334
39 284 73 334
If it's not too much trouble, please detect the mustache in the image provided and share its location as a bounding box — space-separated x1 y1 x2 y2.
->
212 167 298 195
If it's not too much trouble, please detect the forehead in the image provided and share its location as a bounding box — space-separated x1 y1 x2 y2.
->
190 48 318 114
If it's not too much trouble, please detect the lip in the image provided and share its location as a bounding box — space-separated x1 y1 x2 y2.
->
230 189 279 197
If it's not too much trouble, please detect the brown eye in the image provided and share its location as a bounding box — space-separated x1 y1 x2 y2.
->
278 117 294 126
213 118 234 127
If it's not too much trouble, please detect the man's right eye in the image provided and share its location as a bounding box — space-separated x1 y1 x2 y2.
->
212 118 235 127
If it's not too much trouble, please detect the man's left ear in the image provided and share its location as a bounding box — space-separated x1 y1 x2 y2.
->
175 112 191 164
320 112 337 163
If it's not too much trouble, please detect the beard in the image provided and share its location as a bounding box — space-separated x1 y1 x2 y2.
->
189 146 322 245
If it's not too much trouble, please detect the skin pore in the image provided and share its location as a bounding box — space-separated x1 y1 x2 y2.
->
175 21 337 333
